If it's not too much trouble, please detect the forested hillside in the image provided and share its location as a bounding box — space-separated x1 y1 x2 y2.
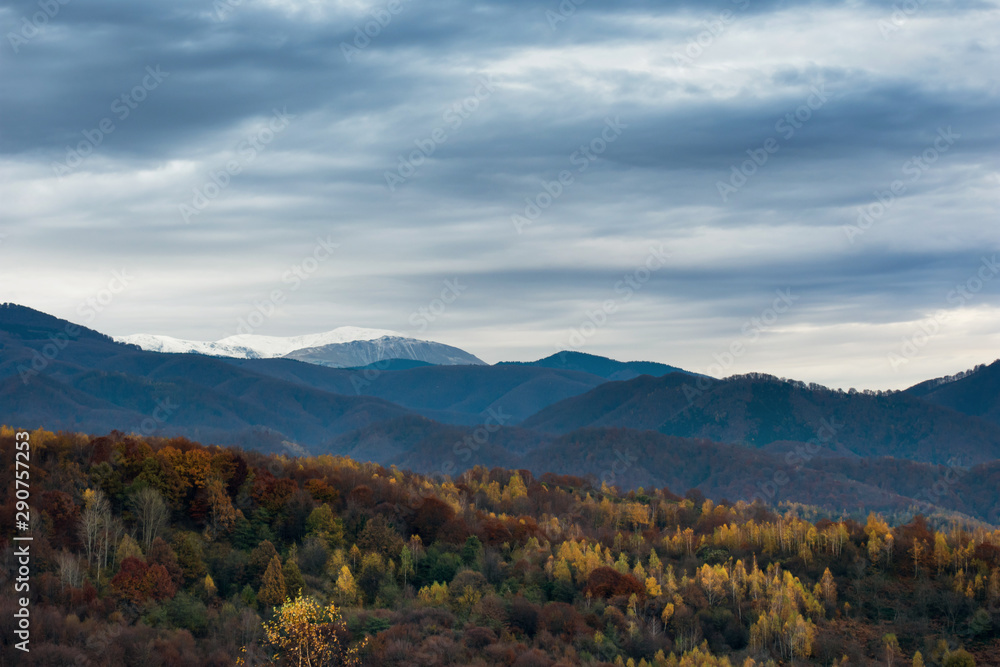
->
520 373 1000 465
1 428 997 666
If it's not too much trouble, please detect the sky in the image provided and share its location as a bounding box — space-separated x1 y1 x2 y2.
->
1 0 999 391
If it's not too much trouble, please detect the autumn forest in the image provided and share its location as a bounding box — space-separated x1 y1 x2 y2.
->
0 427 997 666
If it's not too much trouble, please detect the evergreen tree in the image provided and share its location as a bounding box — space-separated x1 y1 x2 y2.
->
259 555 288 607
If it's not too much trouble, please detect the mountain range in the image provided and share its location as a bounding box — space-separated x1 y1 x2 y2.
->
116 328 485 368
3 302 1000 523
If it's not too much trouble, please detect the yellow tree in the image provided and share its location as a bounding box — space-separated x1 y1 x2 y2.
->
789 615 815 659
205 478 237 541
883 633 900 667
660 602 674 627
820 568 837 607
553 557 572 583
502 473 528 502
865 513 890 566
244 595 365 667
698 564 728 606
115 534 143 565
336 565 358 605
911 539 924 577
933 533 951 575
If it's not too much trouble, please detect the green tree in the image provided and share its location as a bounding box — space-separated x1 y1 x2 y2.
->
358 552 386 604
399 545 415 588
249 540 279 580
259 555 287 607
461 535 482 566
283 558 305 598
356 514 403 560
306 504 344 548
172 531 207 583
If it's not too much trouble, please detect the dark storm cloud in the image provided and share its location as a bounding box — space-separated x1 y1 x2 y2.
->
1 0 998 389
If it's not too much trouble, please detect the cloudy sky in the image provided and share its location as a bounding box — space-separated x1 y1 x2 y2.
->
2 0 998 390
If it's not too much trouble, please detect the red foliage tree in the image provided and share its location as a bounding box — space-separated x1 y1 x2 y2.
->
253 470 297 513
111 557 177 604
40 490 81 550
147 537 185 587
412 497 456 543
539 602 580 641
584 567 645 599
305 478 340 505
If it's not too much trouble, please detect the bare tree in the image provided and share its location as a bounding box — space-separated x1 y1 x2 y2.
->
129 487 169 550
79 490 106 572
55 550 83 590
78 488 122 580
99 512 123 576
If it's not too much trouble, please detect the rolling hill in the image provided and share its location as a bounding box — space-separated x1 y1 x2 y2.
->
520 371 1000 465
906 359 1000 426
0 304 412 448
498 350 694 381
4 303 1000 523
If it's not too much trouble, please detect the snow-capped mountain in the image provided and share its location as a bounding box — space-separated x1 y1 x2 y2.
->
117 327 401 359
115 327 486 368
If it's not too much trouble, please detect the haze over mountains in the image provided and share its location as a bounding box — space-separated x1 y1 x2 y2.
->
3 302 1000 523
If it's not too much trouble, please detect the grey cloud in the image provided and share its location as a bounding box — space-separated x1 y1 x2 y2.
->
1 0 998 390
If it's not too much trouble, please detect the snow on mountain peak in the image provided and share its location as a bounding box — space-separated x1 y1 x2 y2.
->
116 326 409 359
216 327 404 356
